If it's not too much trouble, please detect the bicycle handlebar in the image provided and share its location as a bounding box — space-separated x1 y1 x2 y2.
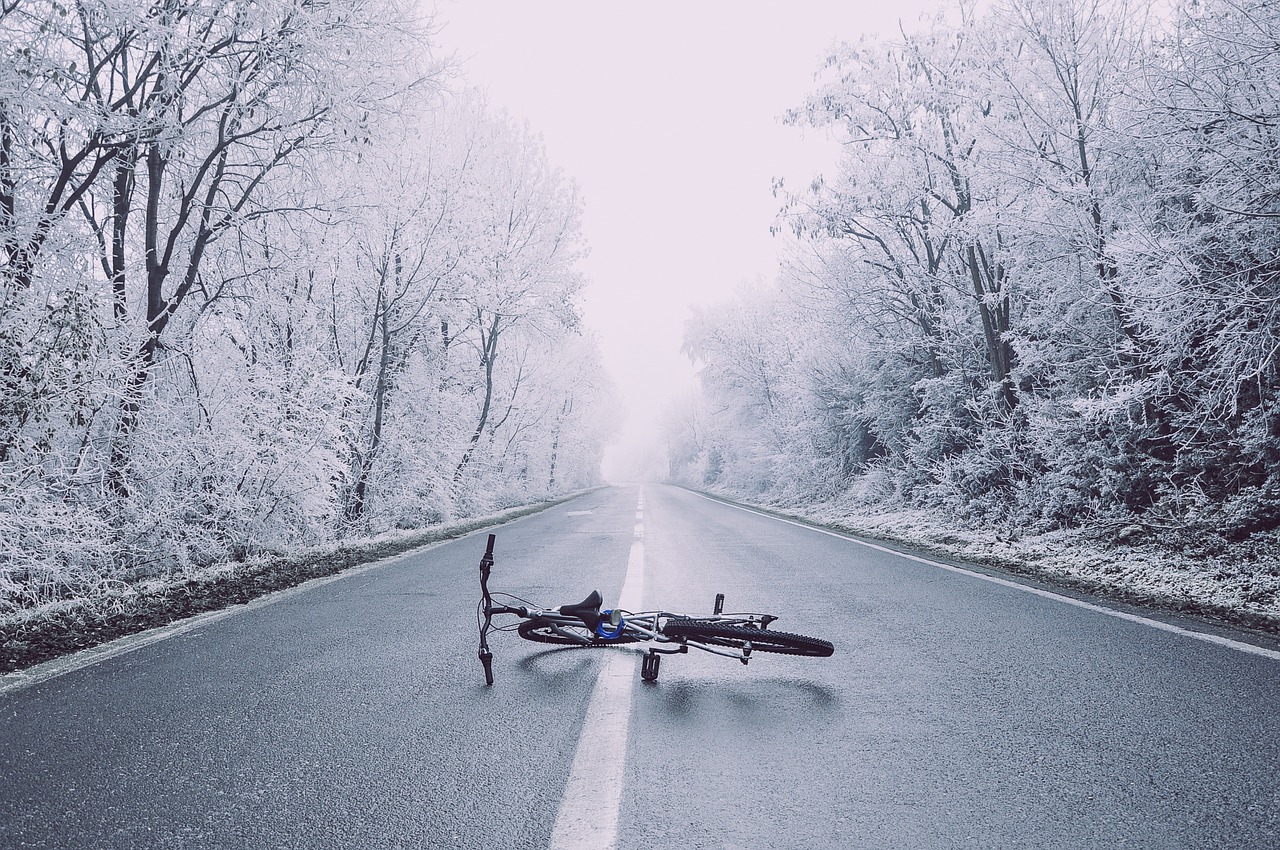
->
478 533 497 685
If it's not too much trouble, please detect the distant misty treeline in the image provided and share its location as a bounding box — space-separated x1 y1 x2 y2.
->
0 0 614 610
670 0 1280 540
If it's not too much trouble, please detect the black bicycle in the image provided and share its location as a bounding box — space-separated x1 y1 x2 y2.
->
476 533 834 684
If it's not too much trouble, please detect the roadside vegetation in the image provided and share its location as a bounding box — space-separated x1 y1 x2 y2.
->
0 0 617 642
1 493 592 674
668 0 1280 629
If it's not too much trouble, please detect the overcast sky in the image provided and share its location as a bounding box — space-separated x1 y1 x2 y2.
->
428 1 940 479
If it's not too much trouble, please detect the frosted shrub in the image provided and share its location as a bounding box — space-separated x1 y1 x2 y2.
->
0 485 118 612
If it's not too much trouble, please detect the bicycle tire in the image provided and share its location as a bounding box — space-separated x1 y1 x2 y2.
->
662 619 834 657
517 618 646 646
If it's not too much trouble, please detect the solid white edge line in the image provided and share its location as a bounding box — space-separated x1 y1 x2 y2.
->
686 490 1280 663
548 489 645 850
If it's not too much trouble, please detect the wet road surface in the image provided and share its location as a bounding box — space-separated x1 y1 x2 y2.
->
2 484 1279 848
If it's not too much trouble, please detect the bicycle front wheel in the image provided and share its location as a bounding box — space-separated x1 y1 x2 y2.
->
662 619 834 657
517 617 645 646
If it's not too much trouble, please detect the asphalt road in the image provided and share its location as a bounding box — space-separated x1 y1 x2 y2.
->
2 484 1279 849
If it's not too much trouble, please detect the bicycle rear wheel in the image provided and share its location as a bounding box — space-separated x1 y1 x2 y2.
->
517 618 645 646
662 619 834 657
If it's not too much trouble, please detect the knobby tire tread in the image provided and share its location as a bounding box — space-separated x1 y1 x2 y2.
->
662 619 834 656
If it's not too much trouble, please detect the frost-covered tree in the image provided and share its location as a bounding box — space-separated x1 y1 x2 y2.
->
680 0 1280 540
1104 0 1280 532
0 3 613 612
443 110 587 490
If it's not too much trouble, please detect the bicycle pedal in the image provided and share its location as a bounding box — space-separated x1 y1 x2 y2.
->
641 652 661 682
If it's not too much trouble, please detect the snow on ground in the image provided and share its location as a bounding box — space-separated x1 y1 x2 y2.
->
718 490 1280 630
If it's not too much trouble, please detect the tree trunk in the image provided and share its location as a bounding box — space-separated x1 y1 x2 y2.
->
110 148 137 320
966 241 1017 412
344 254 403 524
454 314 501 483
0 104 14 270
547 397 571 491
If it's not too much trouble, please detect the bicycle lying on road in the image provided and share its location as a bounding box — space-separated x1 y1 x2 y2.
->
475 533 834 684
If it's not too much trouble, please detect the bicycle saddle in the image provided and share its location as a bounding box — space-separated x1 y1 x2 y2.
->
559 590 603 630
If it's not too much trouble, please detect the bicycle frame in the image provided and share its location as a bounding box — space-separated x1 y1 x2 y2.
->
477 532 798 684
515 608 779 660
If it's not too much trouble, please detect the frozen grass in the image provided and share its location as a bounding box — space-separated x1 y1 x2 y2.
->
0 490 600 672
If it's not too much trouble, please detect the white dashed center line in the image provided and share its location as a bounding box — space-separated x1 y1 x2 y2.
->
548 488 645 850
